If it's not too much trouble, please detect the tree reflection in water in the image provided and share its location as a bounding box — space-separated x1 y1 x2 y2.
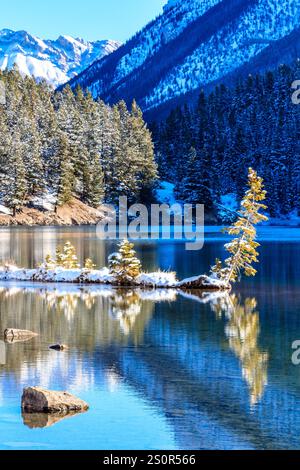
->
108 290 144 336
0 285 268 407
209 293 269 406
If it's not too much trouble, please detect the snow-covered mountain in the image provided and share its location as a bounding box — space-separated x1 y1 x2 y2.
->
65 0 300 119
0 29 121 87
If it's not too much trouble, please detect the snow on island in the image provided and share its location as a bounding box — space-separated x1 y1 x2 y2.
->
0 265 229 291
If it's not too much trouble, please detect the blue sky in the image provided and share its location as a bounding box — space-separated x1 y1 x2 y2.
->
2 0 166 42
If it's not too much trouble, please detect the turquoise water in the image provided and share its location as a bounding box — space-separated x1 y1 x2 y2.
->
0 227 299 450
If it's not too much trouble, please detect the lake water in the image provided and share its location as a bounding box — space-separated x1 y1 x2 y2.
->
0 226 299 450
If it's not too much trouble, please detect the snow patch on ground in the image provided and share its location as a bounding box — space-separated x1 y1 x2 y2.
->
0 265 226 290
0 205 12 215
177 274 229 289
31 193 57 212
138 271 178 287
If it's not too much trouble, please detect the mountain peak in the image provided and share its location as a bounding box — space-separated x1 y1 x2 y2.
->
0 29 121 87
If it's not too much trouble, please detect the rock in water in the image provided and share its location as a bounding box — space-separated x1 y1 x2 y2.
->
22 387 89 414
4 328 38 342
49 344 68 351
178 275 230 291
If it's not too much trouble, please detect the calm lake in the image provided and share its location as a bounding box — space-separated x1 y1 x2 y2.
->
0 226 299 450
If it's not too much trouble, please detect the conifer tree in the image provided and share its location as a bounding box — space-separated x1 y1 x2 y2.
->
81 149 104 208
56 242 80 269
56 134 75 208
26 140 45 197
211 168 268 285
44 253 56 270
109 240 142 284
0 70 159 212
63 241 80 269
55 247 64 267
154 62 299 219
84 258 96 270
177 147 200 203
4 136 28 214
130 100 158 201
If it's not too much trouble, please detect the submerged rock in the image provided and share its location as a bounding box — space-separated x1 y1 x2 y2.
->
4 328 38 343
21 387 89 414
49 344 68 351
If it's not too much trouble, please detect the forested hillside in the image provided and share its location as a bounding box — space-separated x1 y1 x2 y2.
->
1 62 299 223
66 0 300 121
0 69 157 215
152 62 300 220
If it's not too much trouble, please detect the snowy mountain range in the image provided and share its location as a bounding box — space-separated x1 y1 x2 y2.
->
65 0 300 119
0 29 121 87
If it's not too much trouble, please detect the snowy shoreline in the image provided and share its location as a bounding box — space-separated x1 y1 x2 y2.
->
0 266 229 291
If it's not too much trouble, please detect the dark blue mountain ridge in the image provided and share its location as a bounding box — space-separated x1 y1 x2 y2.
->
63 0 300 120
146 27 300 121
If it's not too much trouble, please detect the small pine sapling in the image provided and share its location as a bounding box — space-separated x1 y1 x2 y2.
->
108 240 142 284
62 241 80 269
55 247 64 267
84 258 96 271
55 242 80 269
44 253 56 270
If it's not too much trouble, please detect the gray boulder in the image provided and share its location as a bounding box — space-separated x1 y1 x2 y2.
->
22 387 89 414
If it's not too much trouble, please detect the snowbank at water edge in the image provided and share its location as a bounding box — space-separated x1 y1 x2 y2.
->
0 265 229 290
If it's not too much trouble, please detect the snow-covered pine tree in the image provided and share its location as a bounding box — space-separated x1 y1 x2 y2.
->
80 96 105 208
56 241 80 269
82 149 104 208
56 133 75 208
177 147 200 203
117 100 138 201
82 92 105 207
0 110 12 197
84 258 96 270
55 247 64 267
56 85 89 202
20 112 44 197
153 62 299 219
130 100 158 202
106 105 127 203
44 253 56 270
0 69 159 212
211 168 268 285
63 241 80 269
3 135 28 214
109 240 142 284
97 100 115 190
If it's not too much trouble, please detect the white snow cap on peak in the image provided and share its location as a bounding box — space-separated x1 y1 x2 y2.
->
0 28 121 87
